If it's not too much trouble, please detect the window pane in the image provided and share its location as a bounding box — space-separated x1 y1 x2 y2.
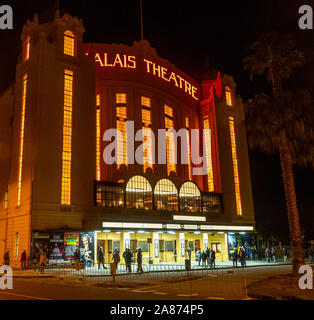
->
154 179 178 211
125 175 152 210
179 181 201 213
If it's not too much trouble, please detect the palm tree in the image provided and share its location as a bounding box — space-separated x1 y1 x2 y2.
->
246 90 314 274
243 31 312 274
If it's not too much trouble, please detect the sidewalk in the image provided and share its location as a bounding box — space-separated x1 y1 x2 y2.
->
247 272 314 300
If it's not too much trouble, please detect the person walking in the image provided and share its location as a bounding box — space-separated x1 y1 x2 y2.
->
39 252 47 274
97 246 106 269
112 249 120 270
265 247 270 263
206 248 211 268
239 246 246 267
251 245 257 261
197 249 201 266
271 247 276 263
283 247 288 263
187 248 192 261
20 250 27 270
201 251 206 268
125 249 133 273
136 248 143 273
210 249 216 268
232 250 238 267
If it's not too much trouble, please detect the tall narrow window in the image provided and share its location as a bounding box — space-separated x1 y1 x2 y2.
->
185 117 192 180
116 93 127 168
61 70 73 205
24 36 30 62
164 105 176 175
141 96 153 172
226 86 232 106
96 94 101 181
229 116 242 215
203 116 214 192
17 74 28 206
64 30 75 56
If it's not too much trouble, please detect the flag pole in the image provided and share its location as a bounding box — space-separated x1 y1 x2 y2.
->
140 0 144 40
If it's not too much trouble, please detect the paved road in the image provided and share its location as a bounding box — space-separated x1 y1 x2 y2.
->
0 265 293 300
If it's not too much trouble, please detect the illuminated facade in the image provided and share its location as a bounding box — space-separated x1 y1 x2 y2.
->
0 12 255 267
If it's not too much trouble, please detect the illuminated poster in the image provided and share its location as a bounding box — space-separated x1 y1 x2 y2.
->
49 233 65 262
228 233 237 257
79 232 95 264
64 232 79 260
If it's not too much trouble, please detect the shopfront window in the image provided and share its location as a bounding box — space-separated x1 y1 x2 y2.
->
125 175 152 210
154 179 178 211
202 192 222 214
179 181 201 213
96 182 124 207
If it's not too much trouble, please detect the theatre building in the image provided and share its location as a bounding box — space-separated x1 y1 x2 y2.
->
0 12 255 267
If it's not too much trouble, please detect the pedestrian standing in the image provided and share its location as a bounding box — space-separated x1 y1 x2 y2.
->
239 246 246 267
210 249 216 268
201 251 206 267
232 250 238 267
206 248 211 267
112 249 120 270
136 248 143 273
187 248 192 261
20 250 27 270
97 246 106 269
271 247 276 263
197 249 201 266
39 252 47 274
283 247 288 263
265 247 270 263
125 249 133 272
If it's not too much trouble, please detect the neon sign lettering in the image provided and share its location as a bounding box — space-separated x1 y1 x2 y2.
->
94 53 199 100
95 53 136 69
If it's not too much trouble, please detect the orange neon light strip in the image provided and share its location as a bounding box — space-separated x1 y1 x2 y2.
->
116 93 127 168
142 97 153 172
61 70 73 205
96 94 101 181
229 116 242 215
164 105 176 175
203 117 214 192
24 36 30 62
185 117 192 180
17 74 27 206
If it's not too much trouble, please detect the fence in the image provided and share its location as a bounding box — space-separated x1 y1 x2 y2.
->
32 262 248 298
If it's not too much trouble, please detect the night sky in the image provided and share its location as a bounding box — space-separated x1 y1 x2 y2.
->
1 0 313 242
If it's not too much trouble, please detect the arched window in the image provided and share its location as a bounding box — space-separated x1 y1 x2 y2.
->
24 36 30 62
126 175 152 210
179 181 201 213
64 30 75 56
154 179 178 211
225 86 232 106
